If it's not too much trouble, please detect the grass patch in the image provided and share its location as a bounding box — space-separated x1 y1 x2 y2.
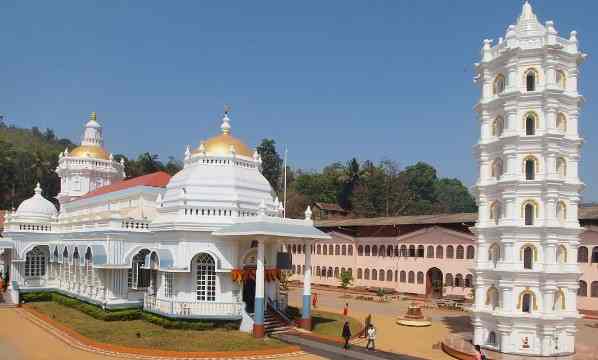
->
30 302 286 352
287 306 362 338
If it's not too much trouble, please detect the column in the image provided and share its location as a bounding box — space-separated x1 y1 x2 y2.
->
301 240 312 330
253 239 265 338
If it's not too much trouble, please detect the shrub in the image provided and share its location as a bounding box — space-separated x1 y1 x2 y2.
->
21 291 52 303
141 312 239 331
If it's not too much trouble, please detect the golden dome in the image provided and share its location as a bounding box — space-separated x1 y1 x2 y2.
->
70 145 110 160
195 133 253 157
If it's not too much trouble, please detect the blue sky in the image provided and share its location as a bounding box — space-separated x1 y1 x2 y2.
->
1 1 597 201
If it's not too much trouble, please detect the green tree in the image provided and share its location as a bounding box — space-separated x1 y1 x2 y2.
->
339 270 353 292
256 139 282 193
434 178 477 213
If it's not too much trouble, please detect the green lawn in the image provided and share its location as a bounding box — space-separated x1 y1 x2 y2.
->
311 310 362 338
30 302 286 352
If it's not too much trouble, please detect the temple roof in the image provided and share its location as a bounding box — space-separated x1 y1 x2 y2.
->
78 171 171 200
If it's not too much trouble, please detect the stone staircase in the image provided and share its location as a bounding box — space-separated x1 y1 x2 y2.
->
264 308 292 334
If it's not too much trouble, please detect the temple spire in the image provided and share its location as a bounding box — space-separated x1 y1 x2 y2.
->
221 105 231 134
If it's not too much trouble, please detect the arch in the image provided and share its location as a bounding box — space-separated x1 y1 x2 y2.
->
557 113 567 131
379 245 385 257
489 201 501 224
365 245 371 256
335 245 340 256
489 243 501 266
517 289 538 312
394 270 398 282
357 245 363 256
491 158 504 178
192 253 216 301
372 269 378 281
455 274 463 287
317 244 321 255
557 201 567 223
364 268 370 280
417 271 424 284
592 282 598 297
465 274 473 288
25 246 48 278
379 269 385 281
578 246 588 263
488 332 497 347
427 245 434 258
357 268 362 279
386 269 392 282
334 267 340 278
400 245 408 257
341 244 347 256
327 267 333 277
492 116 504 137
524 112 538 136
386 246 392 257
436 245 444 259
556 245 567 264
553 288 566 310
400 270 406 283
556 157 567 177
486 286 499 309
446 245 454 259
426 267 443 298
348 245 353 256
328 244 333 255
466 245 475 260
521 200 538 225
524 68 539 92
493 74 506 94
323 244 328 255
409 245 416 257
445 273 453 287
578 280 588 297
372 245 378 257
417 245 425 257
394 246 399 257
292 244 296 253
316 266 321 277
556 69 567 89
408 271 415 283
456 245 464 259
523 155 539 180
592 247 598 263
520 244 537 269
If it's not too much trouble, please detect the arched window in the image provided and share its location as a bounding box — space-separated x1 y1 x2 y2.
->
372 245 378 257
364 268 370 280
578 246 588 263
557 245 567 264
554 289 566 311
417 271 424 284
465 274 473 288
427 246 434 258
446 245 454 259
292 265 296 274
523 246 534 269
489 243 501 266
328 245 333 255
523 156 537 180
348 245 353 256
492 116 504 137
409 245 416 257
490 201 501 224
387 270 393 282
592 247 598 263
194 253 216 301
456 245 464 259
379 245 385 257
25 246 47 277
445 273 453 287
556 70 566 89
323 244 328 255
523 201 537 225
357 268 362 279
557 113 567 131
316 244 321 255
578 280 588 297
522 293 532 313
365 245 370 256
525 113 537 136
84 247 93 287
316 266 321 277
592 282 598 298
372 269 378 281
334 267 339 278
335 245 340 256
387 246 392 257
357 245 363 256
408 271 415 283
417 245 425 258
466 246 475 260
493 74 506 94
400 245 408 257
557 201 567 223
436 246 444 259
525 68 538 92
379 270 385 281
348 268 352 277
455 274 463 287
327 267 333 277
400 271 406 283
394 246 399 257
341 245 346 256
491 158 504 178
488 332 497 347
292 244 296 253
486 286 499 309
556 157 567 177
394 270 398 282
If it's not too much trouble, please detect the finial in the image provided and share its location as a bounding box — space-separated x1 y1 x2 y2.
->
304 206 312 220
109 153 114 160
185 145 191 159
570 30 578 42
34 182 42 195
221 107 231 134
258 199 267 216
89 112 97 122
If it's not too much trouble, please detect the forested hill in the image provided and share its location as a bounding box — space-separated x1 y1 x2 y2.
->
0 122 476 218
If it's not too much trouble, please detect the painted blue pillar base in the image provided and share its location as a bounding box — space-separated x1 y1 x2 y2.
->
254 297 264 325
301 294 312 330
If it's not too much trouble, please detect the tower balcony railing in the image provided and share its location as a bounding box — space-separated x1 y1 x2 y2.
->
143 294 243 319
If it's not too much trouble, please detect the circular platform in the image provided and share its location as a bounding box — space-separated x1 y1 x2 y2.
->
396 317 431 327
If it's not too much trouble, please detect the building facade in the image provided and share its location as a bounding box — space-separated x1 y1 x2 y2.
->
471 2 585 356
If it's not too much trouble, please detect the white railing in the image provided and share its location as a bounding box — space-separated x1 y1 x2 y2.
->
144 294 242 318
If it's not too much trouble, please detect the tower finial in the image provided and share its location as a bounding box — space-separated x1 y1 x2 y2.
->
221 106 231 134
34 182 42 195
89 112 97 122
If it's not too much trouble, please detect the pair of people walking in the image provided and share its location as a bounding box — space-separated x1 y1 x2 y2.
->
341 321 376 351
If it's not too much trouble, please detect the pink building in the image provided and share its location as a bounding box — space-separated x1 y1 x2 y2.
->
290 206 598 312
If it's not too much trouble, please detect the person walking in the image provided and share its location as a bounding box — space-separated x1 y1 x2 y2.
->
343 302 349 317
341 320 352 350
366 323 376 351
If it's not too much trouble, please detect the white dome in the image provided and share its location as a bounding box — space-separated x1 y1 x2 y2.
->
15 183 58 222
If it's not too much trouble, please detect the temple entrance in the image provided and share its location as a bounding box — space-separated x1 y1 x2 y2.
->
426 267 443 298
243 275 256 313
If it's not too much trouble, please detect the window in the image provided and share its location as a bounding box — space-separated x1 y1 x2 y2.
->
488 332 497 347
427 246 434 258
372 245 378 257
417 245 425 258
292 245 296 254
317 244 321 255
327 267 333 277
446 245 454 259
522 293 532 313
556 70 566 89
592 247 598 263
400 271 406 283
524 157 536 180
348 245 353 256
554 290 565 311
578 246 588 263
387 270 392 282
341 245 346 256
316 266 321 277
557 113 567 131
372 269 377 281
323 244 328 255
335 245 340 256
386 246 392 257
400 245 407 257
455 274 463 287
491 158 504 178
394 270 398 282
408 271 415 283
523 246 534 269
328 245 333 255
358 245 363 256
365 245 371 256
524 202 536 225
486 286 499 310
195 253 216 301
164 273 174 298
379 270 385 281
357 268 362 279
490 202 501 224
417 271 424 284
379 245 385 257
493 74 506 94
465 274 473 288
578 280 588 297
25 246 46 277
489 243 500 266
394 246 399 257
592 282 598 298
456 245 464 259
557 201 567 223
525 114 537 136
436 246 444 259
466 246 475 260
364 269 370 280
525 68 537 92
445 273 453 287
492 117 504 137
334 267 340 278
131 249 150 289
409 245 416 257
556 158 567 177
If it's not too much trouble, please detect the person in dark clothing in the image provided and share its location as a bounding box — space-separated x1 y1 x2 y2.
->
342 321 352 350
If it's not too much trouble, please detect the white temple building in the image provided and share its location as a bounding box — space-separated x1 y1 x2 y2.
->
471 2 586 356
0 110 328 337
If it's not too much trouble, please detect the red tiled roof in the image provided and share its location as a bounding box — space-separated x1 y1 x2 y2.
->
78 171 171 200
313 202 348 212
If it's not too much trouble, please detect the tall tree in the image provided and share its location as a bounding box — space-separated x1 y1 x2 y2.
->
256 139 283 193
434 178 477 213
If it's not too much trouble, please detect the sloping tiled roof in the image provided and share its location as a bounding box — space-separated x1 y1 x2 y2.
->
313 202 348 212
78 171 171 200
315 205 598 228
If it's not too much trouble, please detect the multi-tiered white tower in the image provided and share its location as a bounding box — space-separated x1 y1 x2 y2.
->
471 2 586 356
56 112 125 204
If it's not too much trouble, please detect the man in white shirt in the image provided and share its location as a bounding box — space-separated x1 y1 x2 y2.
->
366 324 376 351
